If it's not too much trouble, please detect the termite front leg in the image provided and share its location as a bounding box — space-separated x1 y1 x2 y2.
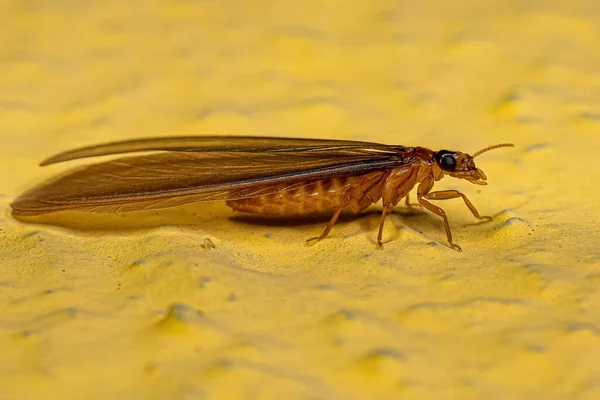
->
305 196 350 247
417 178 462 252
424 190 492 222
376 203 394 249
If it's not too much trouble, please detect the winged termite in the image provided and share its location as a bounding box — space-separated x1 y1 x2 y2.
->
11 136 514 251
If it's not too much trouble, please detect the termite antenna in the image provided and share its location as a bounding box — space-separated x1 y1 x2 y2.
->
472 143 514 158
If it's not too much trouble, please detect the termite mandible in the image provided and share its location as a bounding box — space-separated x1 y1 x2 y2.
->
11 136 513 251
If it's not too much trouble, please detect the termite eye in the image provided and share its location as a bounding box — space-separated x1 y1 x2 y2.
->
440 154 456 171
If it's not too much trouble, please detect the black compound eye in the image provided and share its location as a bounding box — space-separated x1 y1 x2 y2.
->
440 153 456 171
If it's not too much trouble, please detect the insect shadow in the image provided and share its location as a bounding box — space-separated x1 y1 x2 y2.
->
8 201 438 244
231 205 438 245
7 202 231 233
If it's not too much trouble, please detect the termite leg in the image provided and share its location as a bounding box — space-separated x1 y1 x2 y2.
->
425 190 492 222
376 203 394 249
404 193 422 209
417 179 462 252
305 196 350 247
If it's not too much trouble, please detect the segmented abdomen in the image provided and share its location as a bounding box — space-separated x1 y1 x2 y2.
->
226 172 387 216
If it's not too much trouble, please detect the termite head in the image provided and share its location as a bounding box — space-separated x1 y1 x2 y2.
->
434 144 514 185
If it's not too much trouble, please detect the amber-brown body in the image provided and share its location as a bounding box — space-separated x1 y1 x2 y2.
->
227 168 417 215
227 173 383 216
10 136 513 251
225 147 448 248
227 148 440 216
227 145 504 251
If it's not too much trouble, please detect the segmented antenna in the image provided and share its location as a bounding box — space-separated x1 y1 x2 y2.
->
472 143 514 158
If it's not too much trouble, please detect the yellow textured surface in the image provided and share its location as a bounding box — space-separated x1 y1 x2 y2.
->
1 1 600 399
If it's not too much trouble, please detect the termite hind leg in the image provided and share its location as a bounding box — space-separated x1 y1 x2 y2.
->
376 203 393 249
425 190 492 222
304 197 349 247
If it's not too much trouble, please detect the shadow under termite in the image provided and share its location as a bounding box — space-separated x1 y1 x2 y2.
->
8 202 229 233
8 201 441 241
224 207 450 247
229 210 375 228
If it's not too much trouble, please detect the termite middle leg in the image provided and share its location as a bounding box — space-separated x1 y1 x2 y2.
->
417 179 462 252
404 192 423 209
305 196 350 247
425 190 491 222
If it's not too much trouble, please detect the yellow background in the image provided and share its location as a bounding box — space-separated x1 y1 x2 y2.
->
1 1 599 398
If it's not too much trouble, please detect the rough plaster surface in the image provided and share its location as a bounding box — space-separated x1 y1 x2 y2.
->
1 1 599 399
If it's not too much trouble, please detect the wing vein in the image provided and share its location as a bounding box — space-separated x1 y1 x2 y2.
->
13 138 410 215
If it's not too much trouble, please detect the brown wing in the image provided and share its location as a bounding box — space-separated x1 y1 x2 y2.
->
40 135 391 166
12 148 408 215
